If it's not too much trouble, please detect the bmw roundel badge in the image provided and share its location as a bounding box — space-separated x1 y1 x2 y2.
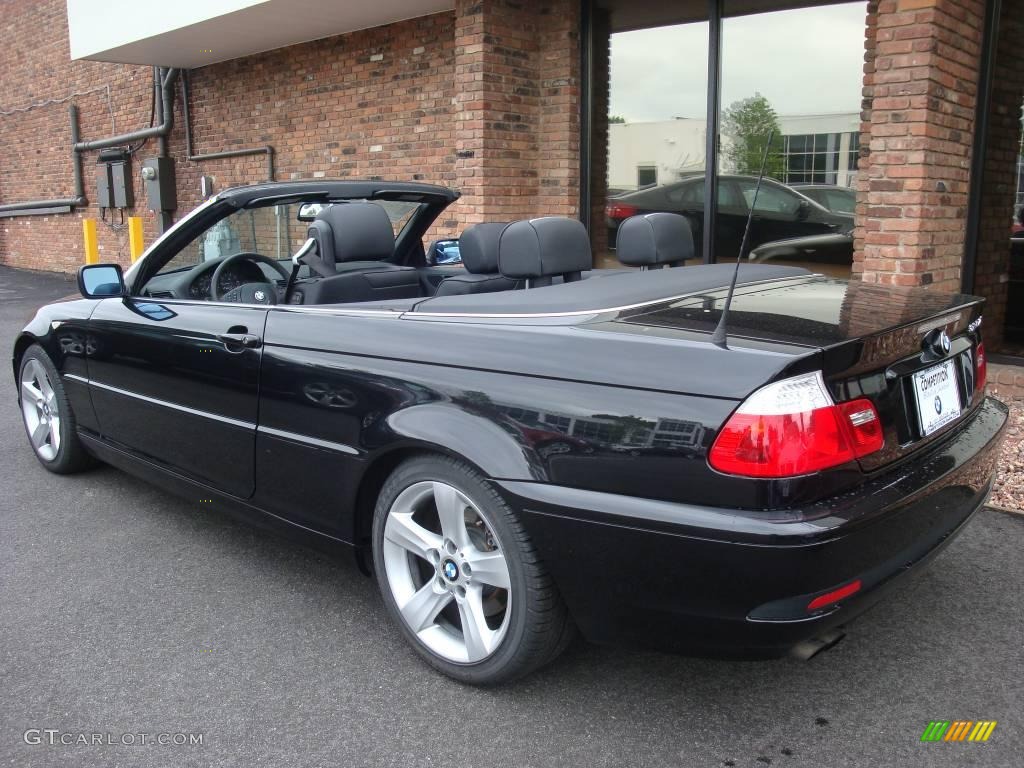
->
443 560 459 581
254 290 266 302
922 328 953 358
934 396 942 415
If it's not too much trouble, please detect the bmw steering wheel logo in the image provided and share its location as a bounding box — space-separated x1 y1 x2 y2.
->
443 560 459 581
254 290 266 302
934 396 943 415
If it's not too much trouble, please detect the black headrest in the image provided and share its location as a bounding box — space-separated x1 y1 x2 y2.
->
306 220 337 272
616 213 694 267
313 203 395 264
498 217 592 284
459 223 507 274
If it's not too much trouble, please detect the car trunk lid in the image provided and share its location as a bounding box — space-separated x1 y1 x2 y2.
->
623 276 986 472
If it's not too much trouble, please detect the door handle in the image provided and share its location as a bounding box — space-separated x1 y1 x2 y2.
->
217 332 262 350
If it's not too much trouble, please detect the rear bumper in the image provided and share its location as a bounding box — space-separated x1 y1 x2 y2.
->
499 396 1008 657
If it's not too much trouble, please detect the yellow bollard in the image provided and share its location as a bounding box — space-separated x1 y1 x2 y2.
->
82 219 99 265
128 217 145 262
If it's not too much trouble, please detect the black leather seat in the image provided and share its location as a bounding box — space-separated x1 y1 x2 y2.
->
298 203 423 304
434 223 521 296
498 217 592 288
615 212 694 269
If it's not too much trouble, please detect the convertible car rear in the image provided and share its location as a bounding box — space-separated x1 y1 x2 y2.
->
13 180 1007 684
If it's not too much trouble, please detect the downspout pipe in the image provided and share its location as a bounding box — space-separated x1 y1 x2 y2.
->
0 104 86 214
182 70 275 182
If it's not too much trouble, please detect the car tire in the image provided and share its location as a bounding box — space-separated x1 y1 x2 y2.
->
372 453 574 684
18 345 96 474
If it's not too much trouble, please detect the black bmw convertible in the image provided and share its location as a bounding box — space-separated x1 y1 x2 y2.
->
13 180 1007 684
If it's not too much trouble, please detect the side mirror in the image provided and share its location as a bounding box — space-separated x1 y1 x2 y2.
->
427 238 462 266
796 199 812 221
77 264 125 299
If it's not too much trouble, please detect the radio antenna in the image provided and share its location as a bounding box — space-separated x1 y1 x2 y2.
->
710 129 775 349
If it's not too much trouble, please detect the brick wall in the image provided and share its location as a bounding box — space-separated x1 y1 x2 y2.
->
970 0 1024 351
178 12 458 223
451 0 580 228
0 1 153 270
855 0 985 292
1 0 583 274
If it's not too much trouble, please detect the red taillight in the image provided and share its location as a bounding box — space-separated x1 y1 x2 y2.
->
836 399 885 456
709 372 884 478
975 342 987 394
606 202 639 220
807 579 862 612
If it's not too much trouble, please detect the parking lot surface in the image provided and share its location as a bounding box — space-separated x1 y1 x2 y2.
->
1 265 1021 767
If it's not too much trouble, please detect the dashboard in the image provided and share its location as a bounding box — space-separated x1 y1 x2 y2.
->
142 256 276 300
187 263 263 299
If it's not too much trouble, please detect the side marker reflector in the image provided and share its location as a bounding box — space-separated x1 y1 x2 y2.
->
807 579 862 612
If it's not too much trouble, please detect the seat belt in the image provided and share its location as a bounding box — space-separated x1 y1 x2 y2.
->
284 238 333 303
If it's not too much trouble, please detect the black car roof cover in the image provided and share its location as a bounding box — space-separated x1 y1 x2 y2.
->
412 264 810 315
222 180 459 208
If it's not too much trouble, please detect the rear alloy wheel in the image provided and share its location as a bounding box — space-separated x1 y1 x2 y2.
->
373 455 573 684
19 345 95 474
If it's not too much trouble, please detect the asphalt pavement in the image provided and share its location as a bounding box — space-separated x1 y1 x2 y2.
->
1 264 1021 767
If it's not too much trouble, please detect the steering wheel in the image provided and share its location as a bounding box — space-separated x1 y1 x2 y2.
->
210 252 291 305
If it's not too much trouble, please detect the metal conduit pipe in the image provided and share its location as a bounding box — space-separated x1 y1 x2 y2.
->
0 104 86 215
182 70 275 182
74 68 178 153
0 69 178 217
154 66 167 157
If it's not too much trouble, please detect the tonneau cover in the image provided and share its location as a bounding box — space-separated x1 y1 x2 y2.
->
410 264 809 315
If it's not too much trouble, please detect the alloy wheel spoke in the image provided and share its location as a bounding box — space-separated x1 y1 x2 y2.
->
30 420 50 449
32 367 55 402
400 581 453 633
434 482 470 549
458 587 496 662
465 548 510 590
21 380 42 404
384 513 442 562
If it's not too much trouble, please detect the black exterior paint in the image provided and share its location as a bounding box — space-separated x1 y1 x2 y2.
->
12 181 1008 658
87 299 268 497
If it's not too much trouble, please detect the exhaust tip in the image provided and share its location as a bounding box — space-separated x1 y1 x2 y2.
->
790 629 846 661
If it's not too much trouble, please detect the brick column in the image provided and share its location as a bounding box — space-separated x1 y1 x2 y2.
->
855 0 985 291
536 1 582 218
451 0 580 230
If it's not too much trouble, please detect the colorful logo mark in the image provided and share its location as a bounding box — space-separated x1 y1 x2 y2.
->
921 721 997 742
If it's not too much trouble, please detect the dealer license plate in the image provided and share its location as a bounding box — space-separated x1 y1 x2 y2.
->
912 360 962 436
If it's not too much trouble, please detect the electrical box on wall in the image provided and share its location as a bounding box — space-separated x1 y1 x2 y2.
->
111 156 133 208
95 162 114 208
95 148 133 209
141 157 177 212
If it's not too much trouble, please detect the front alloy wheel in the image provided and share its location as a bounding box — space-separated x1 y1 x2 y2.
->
373 455 573 684
21 357 61 461
18 344 95 474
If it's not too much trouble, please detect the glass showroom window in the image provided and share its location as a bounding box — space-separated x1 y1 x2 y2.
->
592 2 710 266
715 1 867 278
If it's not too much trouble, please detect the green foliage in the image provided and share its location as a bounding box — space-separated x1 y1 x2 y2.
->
608 114 626 124
721 94 785 179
